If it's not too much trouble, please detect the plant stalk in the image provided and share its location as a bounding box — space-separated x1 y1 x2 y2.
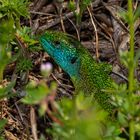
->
128 0 135 140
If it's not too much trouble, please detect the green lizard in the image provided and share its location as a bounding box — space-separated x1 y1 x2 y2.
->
40 31 114 113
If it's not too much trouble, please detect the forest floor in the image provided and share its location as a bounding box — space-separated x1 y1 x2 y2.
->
1 0 140 139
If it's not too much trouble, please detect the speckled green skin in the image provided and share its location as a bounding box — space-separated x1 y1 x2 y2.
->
40 31 114 113
76 50 114 112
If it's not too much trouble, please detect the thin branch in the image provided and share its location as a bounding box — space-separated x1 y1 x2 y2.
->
87 5 99 61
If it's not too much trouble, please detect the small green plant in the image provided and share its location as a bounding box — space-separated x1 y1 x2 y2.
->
0 21 14 80
22 80 51 105
0 0 29 28
0 0 30 138
17 58 33 72
17 27 40 51
0 0 29 80
103 1 140 140
47 93 108 140
117 1 140 139
0 119 7 140
68 0 93 29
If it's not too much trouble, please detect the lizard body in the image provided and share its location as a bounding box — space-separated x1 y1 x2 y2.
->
40 31 114 112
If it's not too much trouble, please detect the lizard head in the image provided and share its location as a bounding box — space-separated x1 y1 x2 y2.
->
40 31 81 78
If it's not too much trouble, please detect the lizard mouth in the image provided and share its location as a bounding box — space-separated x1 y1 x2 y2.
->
40 37 55 56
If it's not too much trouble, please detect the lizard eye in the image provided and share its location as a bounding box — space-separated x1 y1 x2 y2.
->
54 41 60 46
71 57 77 64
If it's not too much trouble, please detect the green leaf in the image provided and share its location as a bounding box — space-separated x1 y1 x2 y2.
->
17 58 33 72
22 81 56 104
134 5 140 21
0 119 7 138
0 119 7 131
118 112 127 126
119 10 129 23
0 0 29 18
68 0 76 11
